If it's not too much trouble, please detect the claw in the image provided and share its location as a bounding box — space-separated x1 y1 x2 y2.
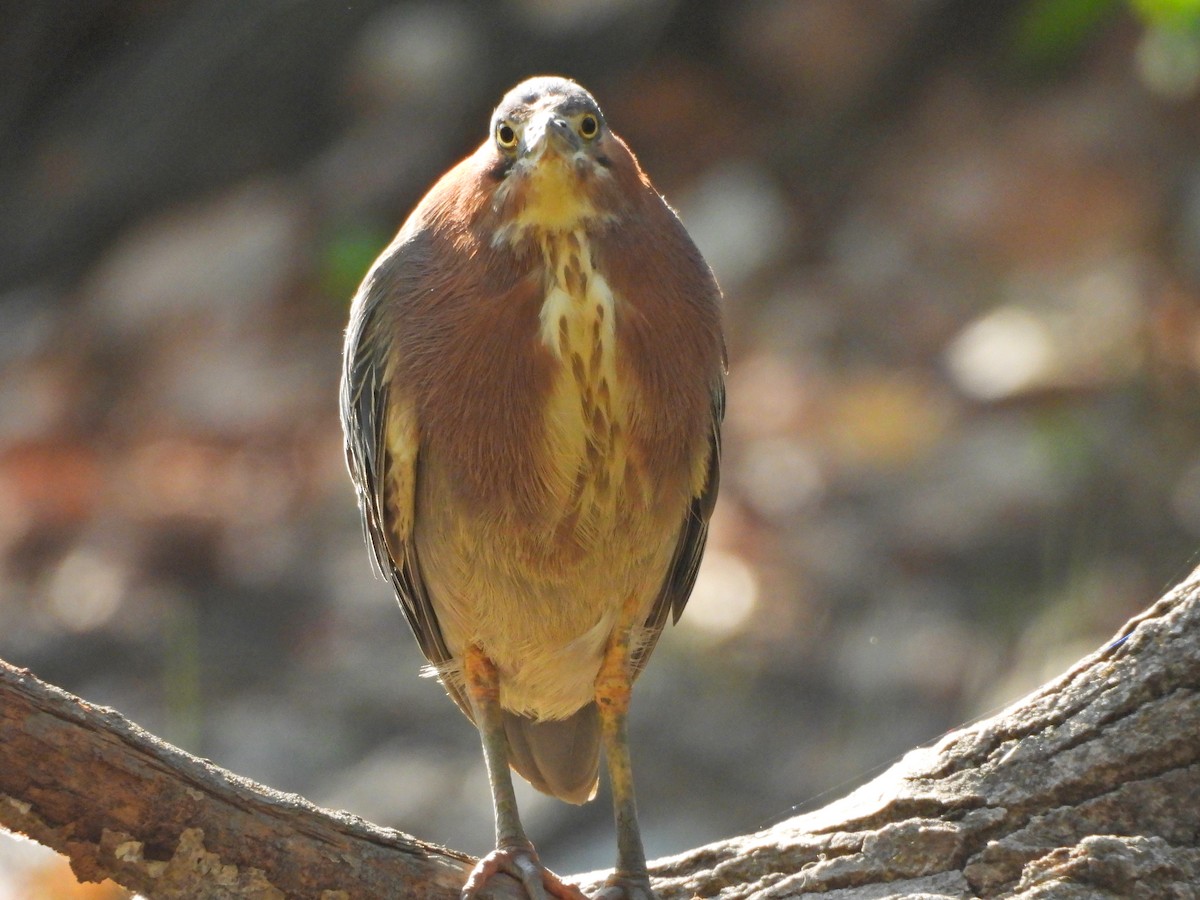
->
462 845 587 900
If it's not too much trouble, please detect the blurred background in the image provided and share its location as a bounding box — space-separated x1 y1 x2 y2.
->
3 0 1200 895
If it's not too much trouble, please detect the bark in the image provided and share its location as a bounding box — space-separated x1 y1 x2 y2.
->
3 567 1200 899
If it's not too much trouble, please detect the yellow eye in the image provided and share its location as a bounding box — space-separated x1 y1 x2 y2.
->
579 114 599 139
496 122 518 149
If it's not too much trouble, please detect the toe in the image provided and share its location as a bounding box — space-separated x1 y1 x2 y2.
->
461 846 585 900
541 867 588 900
512 854 549 900
592 873 657 900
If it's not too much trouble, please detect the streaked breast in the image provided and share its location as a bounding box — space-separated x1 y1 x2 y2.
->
534 230 644 544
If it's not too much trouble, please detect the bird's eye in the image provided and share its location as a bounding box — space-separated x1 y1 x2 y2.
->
579 114 599 139
496 122 518 149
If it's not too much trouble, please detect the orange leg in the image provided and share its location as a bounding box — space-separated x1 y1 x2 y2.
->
594 598 656 900
460 645 585 900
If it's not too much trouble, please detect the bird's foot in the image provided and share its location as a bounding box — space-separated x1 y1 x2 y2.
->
593 872 657 900
462 844 586 900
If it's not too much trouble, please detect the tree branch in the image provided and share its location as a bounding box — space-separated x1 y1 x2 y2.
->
4 567 1200 898
0 657 479 899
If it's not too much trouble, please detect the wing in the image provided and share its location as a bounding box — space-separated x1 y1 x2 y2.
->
632 378 725 675
340 249 456 679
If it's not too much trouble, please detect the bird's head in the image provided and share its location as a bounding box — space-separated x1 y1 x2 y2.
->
471 77 645 239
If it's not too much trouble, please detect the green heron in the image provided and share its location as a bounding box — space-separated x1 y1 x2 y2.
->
341 76 725 900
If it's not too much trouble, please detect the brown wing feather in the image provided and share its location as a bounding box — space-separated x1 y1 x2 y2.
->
632 382 724 675
340 226 469 713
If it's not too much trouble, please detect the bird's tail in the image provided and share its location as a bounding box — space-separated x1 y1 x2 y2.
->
503 703 601 805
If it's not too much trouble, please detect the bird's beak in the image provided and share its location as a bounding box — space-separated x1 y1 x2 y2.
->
522 110 581 162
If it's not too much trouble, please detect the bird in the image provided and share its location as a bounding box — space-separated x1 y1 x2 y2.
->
341 76 725 900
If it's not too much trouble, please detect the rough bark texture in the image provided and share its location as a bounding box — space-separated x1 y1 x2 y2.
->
4 567 1200 899
0 659 479 899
